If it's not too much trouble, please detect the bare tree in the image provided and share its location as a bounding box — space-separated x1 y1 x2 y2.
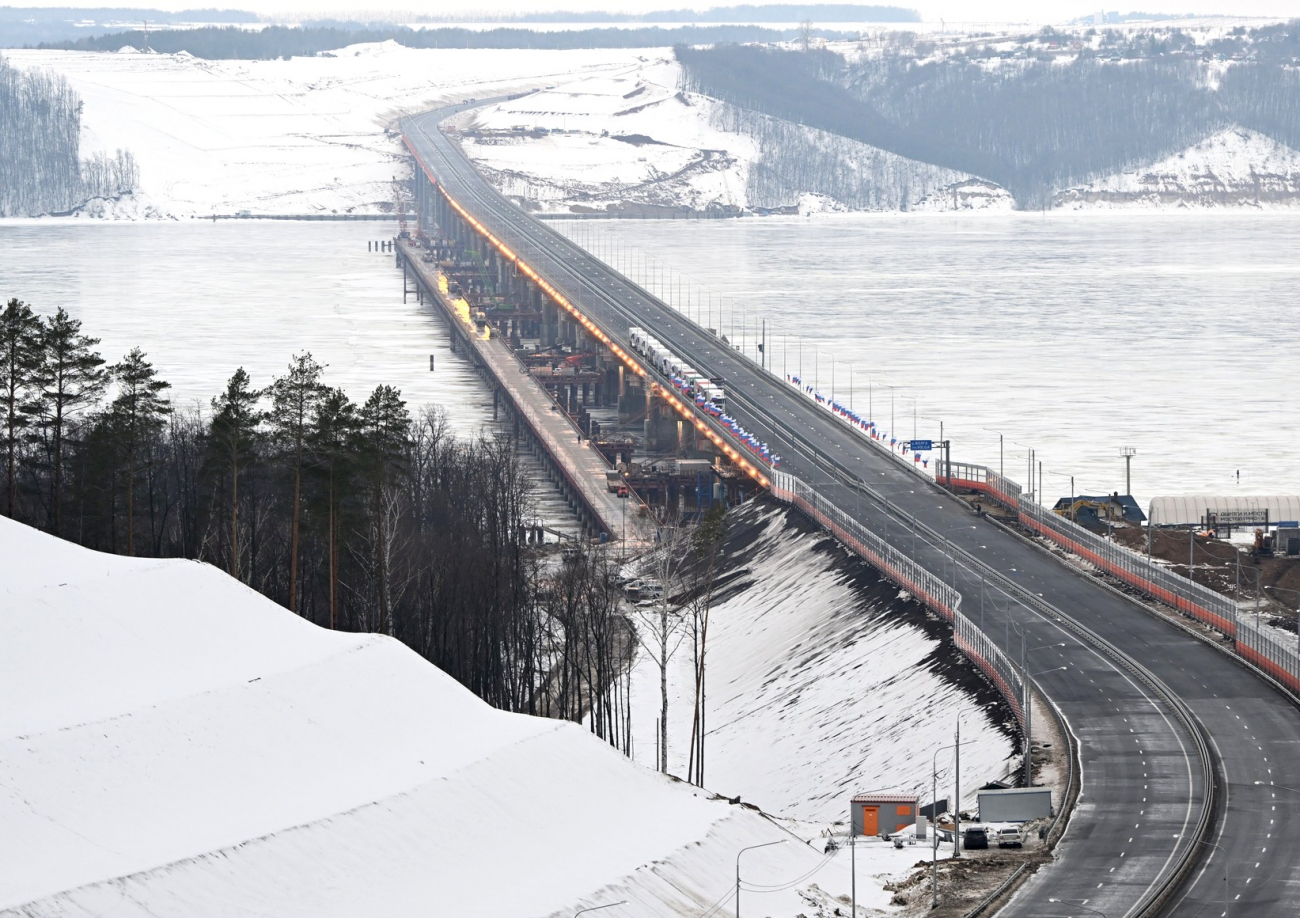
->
632 518 692 774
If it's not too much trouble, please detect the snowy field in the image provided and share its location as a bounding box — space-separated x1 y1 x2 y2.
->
3 43 647 217
628 501 1016 824
1 514 940 918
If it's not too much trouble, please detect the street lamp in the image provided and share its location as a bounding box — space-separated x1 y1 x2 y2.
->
981 427 1004 479
921 414 945 484
1012 441 1036 504
1045 470 1075 522
931 740 975 909
575 901 628 917
847 785 917 914
736 839 787 918
1023 665 1067 787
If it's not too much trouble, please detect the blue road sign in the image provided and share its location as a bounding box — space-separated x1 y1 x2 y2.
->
909 439 933 451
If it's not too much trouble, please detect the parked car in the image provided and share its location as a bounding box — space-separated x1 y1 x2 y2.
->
963 827 989 850
995 827 1023 848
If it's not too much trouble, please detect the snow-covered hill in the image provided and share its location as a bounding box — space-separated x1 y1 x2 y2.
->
0 514 932 917
1056 128 1300 209
4 43 645 218
455 59 1013 215
629 501 1017 825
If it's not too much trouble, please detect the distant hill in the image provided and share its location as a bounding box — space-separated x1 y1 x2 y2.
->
678 21 1300 207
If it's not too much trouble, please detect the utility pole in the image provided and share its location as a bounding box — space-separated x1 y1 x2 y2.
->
1123 446 1137 496
954 717 962 857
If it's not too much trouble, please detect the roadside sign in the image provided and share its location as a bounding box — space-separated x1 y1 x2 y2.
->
909 439 933 451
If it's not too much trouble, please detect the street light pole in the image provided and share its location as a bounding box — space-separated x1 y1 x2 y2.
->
931 740 974 909
736 840 786 918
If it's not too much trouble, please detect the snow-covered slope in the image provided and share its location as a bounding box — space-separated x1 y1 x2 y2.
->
4 43 645 218
0 515 905 917
1056 128 1300 209
629 501 1017 825
456 59 1012 215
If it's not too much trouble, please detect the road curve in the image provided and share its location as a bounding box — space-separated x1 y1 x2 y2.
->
405 102 1300 918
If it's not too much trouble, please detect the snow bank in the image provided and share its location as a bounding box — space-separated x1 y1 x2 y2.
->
4 45 646 219
629 500 1017 825
0 515 910 917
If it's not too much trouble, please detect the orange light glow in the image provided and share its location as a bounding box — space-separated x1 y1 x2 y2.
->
406 135 768 487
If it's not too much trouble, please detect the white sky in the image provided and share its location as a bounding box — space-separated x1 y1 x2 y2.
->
25 2 1300 23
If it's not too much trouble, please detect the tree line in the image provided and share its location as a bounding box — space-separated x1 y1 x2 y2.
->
36 23 857 59
0 54 139 216
677 26 1300 208
1 296 644 749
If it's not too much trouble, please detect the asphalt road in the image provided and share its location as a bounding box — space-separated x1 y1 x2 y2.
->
407 103 1300 918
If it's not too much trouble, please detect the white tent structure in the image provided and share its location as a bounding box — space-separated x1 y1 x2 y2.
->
1148 496 1300 528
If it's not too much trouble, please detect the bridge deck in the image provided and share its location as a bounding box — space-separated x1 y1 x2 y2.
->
401 241 640 543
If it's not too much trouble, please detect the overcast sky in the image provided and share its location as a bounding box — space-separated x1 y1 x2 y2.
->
29 1 1300 21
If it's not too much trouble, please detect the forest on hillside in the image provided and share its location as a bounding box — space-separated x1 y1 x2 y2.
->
678 21 1300 207
0 55 139 216
1 297 730 773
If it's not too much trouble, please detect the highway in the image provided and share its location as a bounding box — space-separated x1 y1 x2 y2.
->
407 102 1300 917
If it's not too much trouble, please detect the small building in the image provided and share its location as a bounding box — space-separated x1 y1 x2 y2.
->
1053 493 1146 528
850 793 919 837
977 787 1052 822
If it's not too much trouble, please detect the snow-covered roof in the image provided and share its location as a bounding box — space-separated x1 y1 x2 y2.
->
1149 495 1300 527
852 792 920 804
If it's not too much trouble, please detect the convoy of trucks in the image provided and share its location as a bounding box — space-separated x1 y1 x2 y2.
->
628 326 726 414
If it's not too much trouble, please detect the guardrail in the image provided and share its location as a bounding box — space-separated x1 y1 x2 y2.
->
772 470 1026 731
938 460 1300 695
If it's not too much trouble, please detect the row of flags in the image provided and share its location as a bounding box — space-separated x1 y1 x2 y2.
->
787 375 930 468
667 373 780 468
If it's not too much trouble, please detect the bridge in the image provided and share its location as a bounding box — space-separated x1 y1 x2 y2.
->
403 100 1300 918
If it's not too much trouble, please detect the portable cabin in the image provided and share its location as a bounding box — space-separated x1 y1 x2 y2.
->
850 793 919 837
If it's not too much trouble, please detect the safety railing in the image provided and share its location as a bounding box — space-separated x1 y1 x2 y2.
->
939 460 1300 695
771 470 1025 729
1236 614 1300 693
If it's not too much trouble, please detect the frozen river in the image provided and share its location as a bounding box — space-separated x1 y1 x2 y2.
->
0 221 494 432
3 215 1296 522
559 212 1300 513
0 220 581 530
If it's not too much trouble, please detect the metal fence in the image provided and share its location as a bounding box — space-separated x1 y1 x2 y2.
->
771 470 1025 728
938 460 1300 696
1236 613 1300 693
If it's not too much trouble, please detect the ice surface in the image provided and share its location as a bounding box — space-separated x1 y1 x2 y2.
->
0 221 494 434
0 515 922 917
572 212 1300 511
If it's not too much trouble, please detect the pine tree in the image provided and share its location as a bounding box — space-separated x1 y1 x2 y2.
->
106 347 171 556
268 353 326 614
359 385 410 636
308 386 360 630
209 368 262 581
31 308 106 536
1 298 43 517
